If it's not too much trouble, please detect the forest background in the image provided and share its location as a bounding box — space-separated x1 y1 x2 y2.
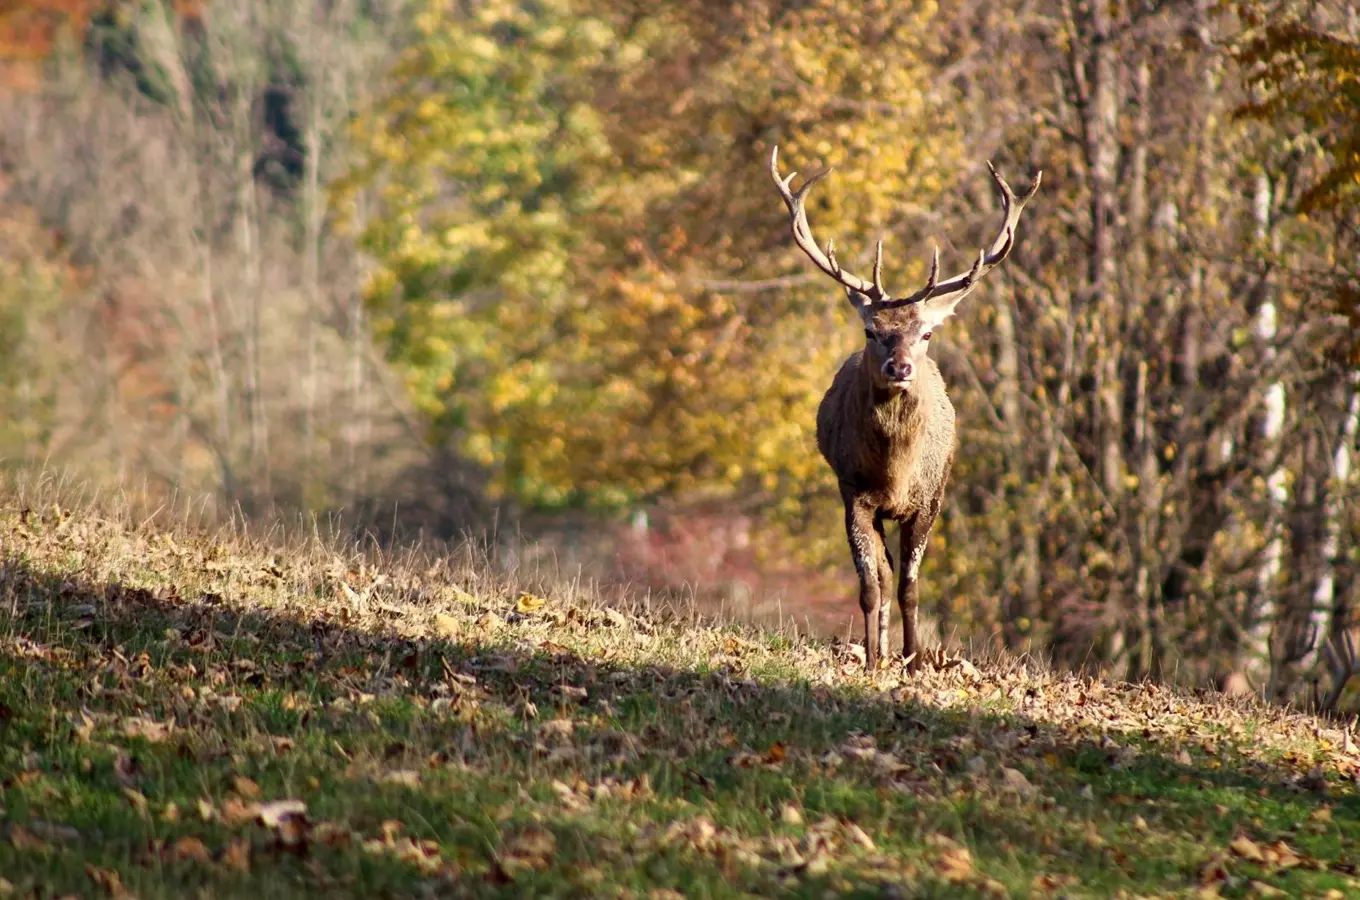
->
0 0 1357 705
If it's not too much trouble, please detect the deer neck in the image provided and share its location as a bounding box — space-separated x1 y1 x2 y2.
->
863 367 925 435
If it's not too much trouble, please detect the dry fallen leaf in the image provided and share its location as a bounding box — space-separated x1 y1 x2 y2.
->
798 846 832 876
84 864 132 898
72 708 97 743
1230 835 1265 863
928 834 973 881
121 716 173 743
379 770 422 788
433 612 460 638
1265 840 1301 869
844 822 875 851
122 787 149 814
220 796 257 827
936 845 973 881
515 592 548 614
1198 853 1229 887
170 836 212 864
503 827 557 872
539 718 575 740
448 586 478 605
220 837 251 873
8 826 49 853
1033 872 1079 892
1001 766 1038 797
780 804 803 826
232 776 261 799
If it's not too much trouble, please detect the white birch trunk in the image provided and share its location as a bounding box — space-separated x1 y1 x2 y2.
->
1248 172 1286 685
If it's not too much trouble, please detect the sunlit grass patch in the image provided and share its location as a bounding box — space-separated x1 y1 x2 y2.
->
1 495 1359 898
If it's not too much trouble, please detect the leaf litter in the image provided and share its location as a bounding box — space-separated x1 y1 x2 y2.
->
1 501 1359 897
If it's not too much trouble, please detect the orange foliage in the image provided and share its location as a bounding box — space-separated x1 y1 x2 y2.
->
0 0 99 88
0 0 202 90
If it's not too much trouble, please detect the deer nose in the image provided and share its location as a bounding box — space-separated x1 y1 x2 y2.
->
883 360 914 382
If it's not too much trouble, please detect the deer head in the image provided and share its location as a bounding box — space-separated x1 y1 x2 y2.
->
769 146 1041 391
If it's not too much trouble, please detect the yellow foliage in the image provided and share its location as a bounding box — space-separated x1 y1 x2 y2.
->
338 0 963 552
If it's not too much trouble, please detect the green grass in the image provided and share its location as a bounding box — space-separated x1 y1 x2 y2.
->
1 499 1359 898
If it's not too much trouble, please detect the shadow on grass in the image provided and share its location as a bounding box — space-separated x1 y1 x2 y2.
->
1 553 1358 899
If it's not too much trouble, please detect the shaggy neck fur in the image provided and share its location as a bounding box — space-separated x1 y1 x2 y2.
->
865 366 928 440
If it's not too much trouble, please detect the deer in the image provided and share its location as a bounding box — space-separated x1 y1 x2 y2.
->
769 146 1041 673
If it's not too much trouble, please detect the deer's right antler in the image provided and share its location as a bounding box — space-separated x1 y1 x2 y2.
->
769 146 891 306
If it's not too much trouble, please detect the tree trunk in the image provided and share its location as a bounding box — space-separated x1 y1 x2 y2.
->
1247 172 1287 690
1069 0 1125 669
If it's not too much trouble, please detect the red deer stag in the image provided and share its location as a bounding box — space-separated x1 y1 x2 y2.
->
769 147 1041 672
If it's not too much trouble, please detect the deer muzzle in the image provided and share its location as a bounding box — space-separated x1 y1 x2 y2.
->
881 358 914 387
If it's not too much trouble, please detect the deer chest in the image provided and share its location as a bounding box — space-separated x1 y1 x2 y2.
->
853 405 955 518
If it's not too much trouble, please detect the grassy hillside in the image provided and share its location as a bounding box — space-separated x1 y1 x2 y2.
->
1 494 1358 899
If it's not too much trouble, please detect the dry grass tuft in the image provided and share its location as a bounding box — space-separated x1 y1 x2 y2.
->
1 481 1359 898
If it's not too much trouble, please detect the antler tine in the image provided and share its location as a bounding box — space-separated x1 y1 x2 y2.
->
1322 629 1360 711
989 159 1044 208
769 145 889 305
889 162 1043 309
872 239 885 296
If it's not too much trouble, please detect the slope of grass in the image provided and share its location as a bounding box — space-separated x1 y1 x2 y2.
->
1 497 1359 899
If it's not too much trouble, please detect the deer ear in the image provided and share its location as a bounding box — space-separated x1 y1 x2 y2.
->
920 294 965 328
845 288 875 322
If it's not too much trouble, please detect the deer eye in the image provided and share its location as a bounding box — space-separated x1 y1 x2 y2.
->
922 331 933 341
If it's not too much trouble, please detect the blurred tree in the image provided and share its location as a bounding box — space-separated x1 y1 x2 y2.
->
1231 1 1360 697
0 205 74 467
1235 3 1360 357
339 0 964 541
0 0 422 517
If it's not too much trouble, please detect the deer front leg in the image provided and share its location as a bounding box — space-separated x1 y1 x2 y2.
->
899 503 939 672
844 492 888 672
873 513 893 661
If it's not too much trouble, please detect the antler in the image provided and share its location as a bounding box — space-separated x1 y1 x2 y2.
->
769 145 1042 311
1320 629 1360 712
769 146 890 305
887 162 1043 309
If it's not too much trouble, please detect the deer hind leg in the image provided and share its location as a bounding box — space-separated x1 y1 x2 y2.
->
899 505 939 672
844 495 888 672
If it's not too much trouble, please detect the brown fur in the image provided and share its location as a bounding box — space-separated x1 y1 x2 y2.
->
768 145 1040 672
817 303 955 671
